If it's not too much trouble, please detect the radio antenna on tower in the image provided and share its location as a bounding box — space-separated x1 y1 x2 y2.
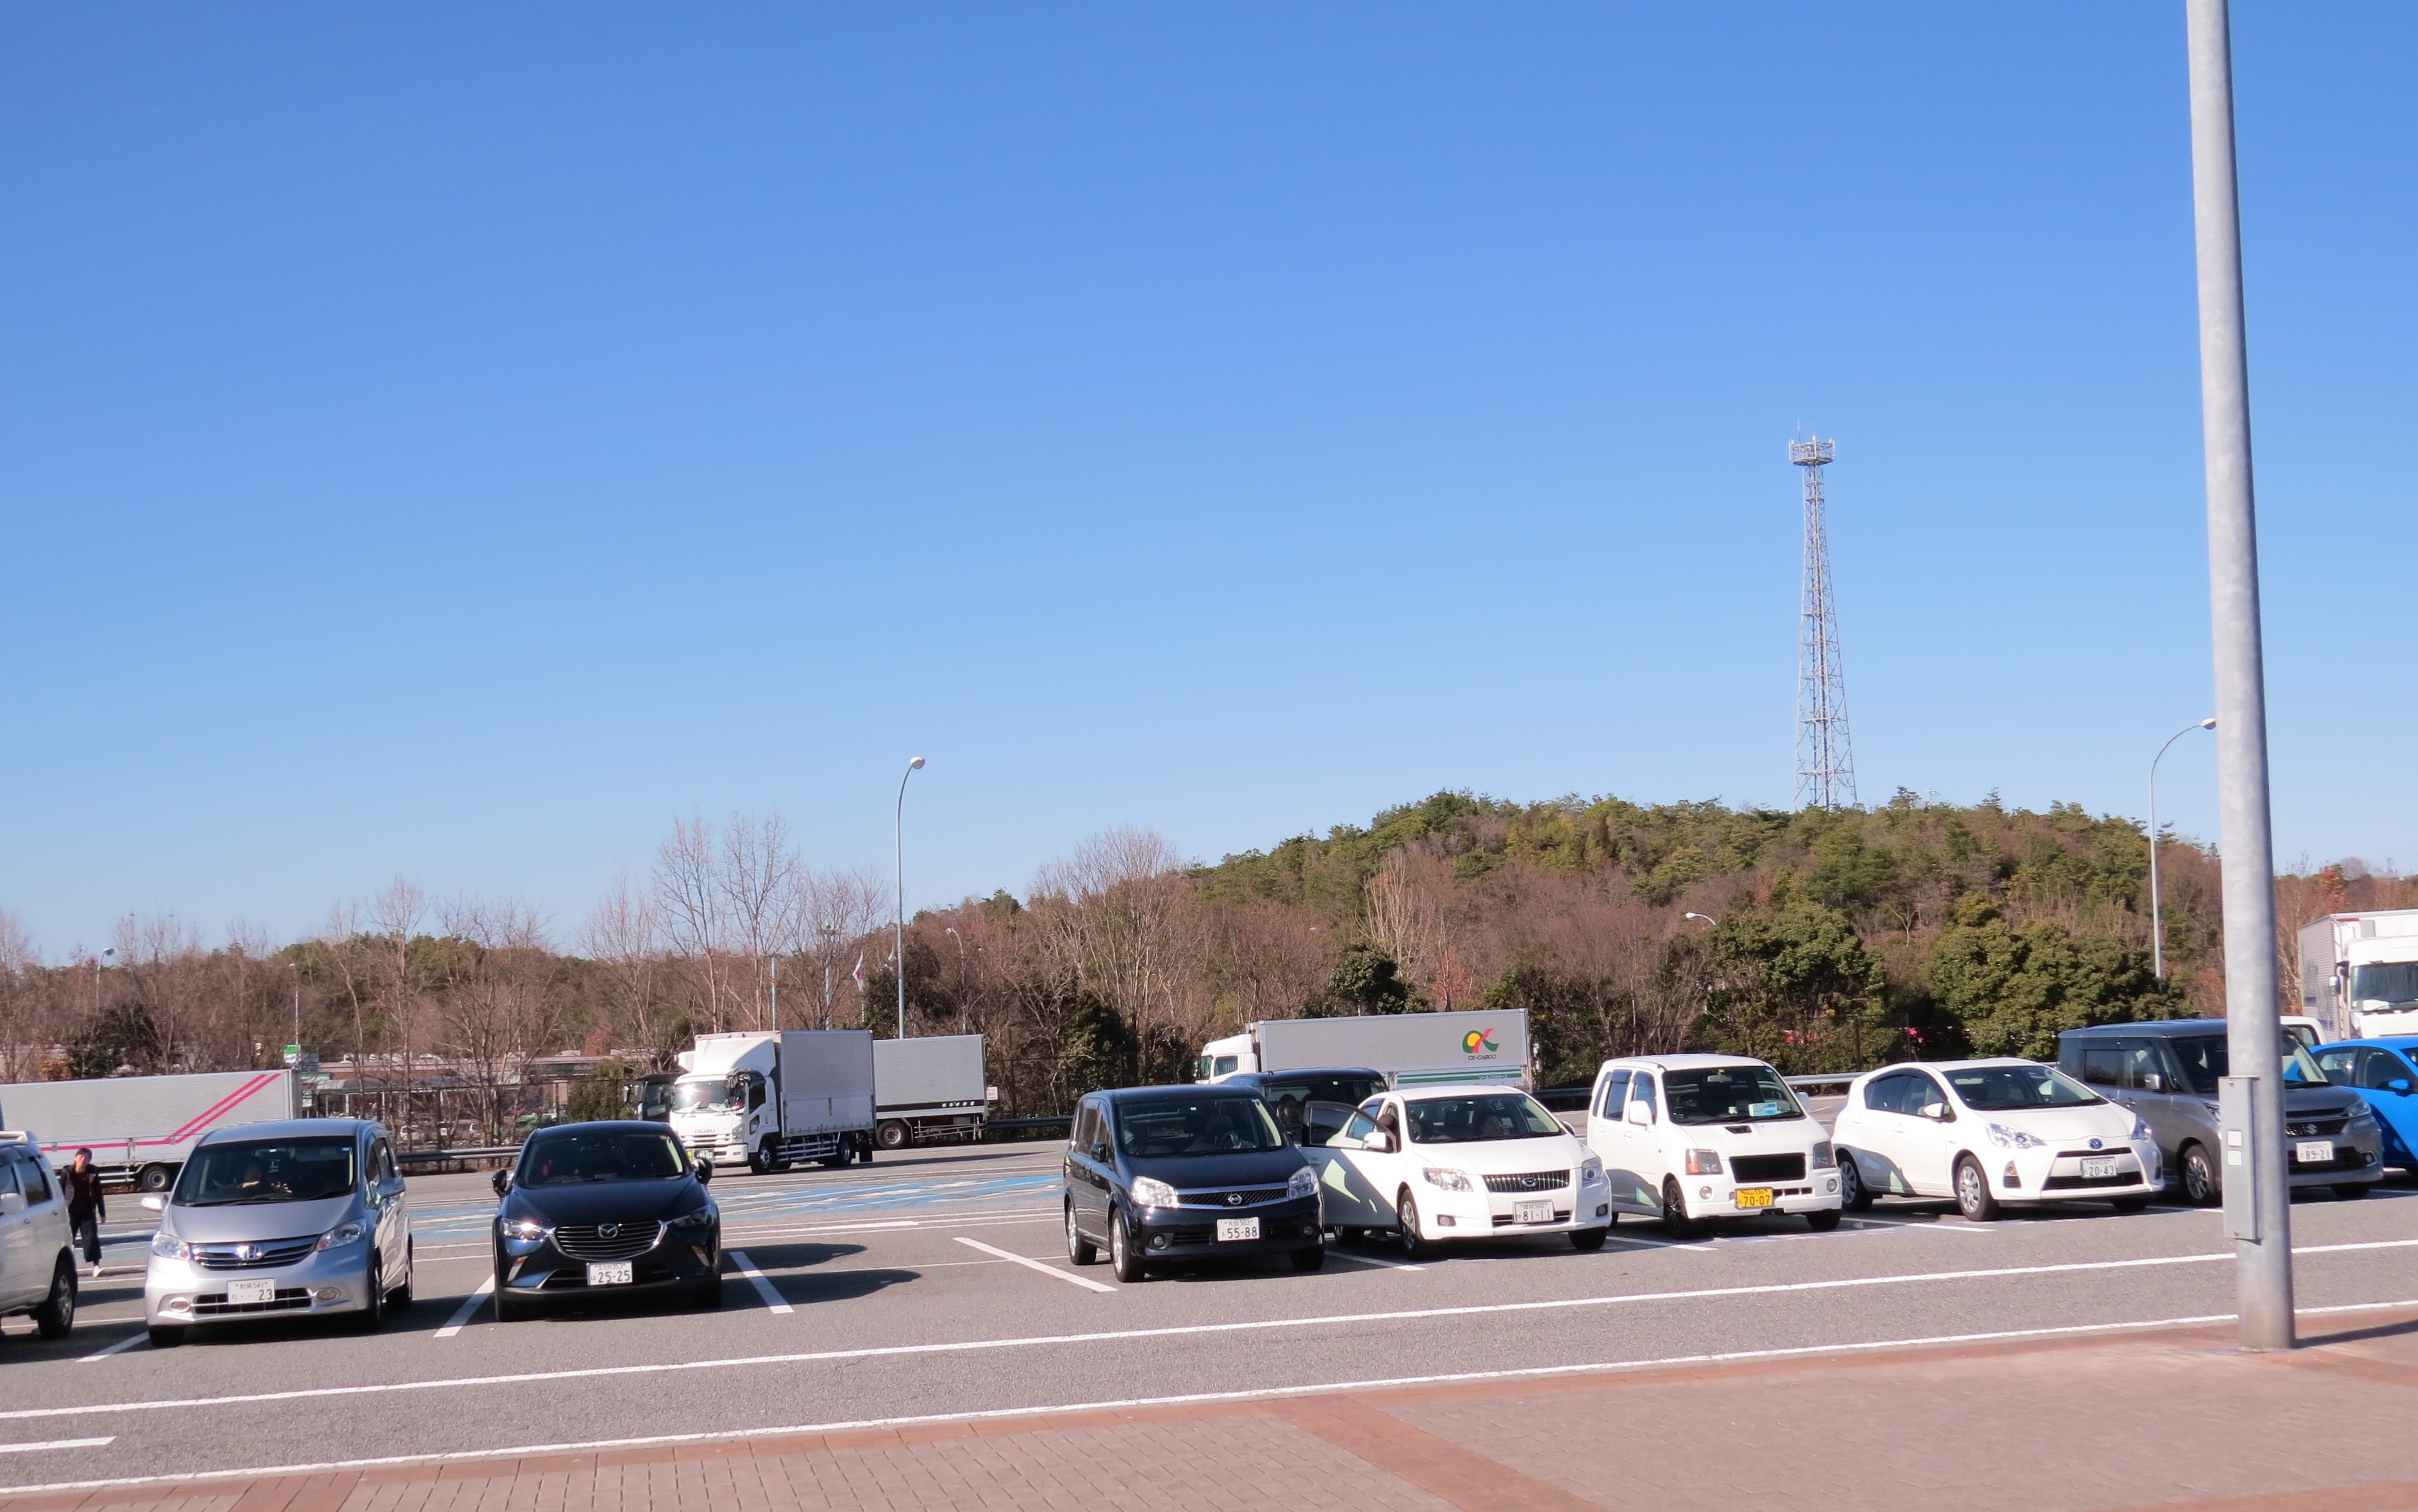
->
1791 436 1857 810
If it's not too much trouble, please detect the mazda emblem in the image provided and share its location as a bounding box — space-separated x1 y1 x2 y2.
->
1226 1193 1243 1206
598 1223 620 1239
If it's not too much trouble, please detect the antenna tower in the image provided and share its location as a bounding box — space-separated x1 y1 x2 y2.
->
1791 437 1857 809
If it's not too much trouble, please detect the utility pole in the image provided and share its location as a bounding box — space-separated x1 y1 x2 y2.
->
2185 0 2291 1352
894 756 925 1040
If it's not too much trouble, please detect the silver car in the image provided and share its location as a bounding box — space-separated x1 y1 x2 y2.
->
141 1118 413 1346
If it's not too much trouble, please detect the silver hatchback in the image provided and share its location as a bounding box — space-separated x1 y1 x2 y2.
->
141 1119 413 1346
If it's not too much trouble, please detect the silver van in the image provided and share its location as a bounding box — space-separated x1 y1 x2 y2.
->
2057 1019 2383 1204
0 1131 77 1338
141 1118 413 1346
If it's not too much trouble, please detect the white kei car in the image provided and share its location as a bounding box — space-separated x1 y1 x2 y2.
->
1583 1055 1844 1237
1302 1083 1611 1256
1830 1059 2160 1222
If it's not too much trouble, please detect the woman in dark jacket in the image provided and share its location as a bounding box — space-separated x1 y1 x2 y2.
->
65 1148 107 1277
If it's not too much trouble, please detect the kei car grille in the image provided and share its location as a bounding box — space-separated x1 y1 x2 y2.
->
1481 1170 1570 1194
194 1286 312 1316
553 1223 662 1261
2285 1119 2349 1138
1729 1154 1807 1183
192 1237 318 1271
1175 1187 1290 1207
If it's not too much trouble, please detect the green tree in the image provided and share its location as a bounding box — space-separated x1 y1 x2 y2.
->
1702 903 1886 1071
1927 897 2185 1058
1320 943 1415 1016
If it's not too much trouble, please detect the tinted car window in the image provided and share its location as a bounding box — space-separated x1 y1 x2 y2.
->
1864 1072 1912 1113
1947 1065 2102 1111
1261 1075 1385 1111
1597 1071 1631 1119
1114 1097 1284 1157
2079 1047 2124 1088
519 1130 689 1187
178 1137 359 1206
2359 1049 2413 1091
1665 1066 1803 1125
1405 1094 1562 1144
1629 1077 1658 1121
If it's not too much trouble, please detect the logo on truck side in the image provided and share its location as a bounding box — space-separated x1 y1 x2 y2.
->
1463 1029 1499 1057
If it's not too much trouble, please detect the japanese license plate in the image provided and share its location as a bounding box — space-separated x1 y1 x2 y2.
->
1732 1187 1774 1210
1215 1217 1260 1242
2081 1156 2120 1180
2295 1141 2334 1165
586 1261 634 1286
1514 1199 1555 1224
226 1278 276 1306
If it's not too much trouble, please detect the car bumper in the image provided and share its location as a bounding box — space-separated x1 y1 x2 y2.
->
496 1228 720 1297
1131 1197 1323 1259
2283 1133 2383 1188
1416 1175 1640 1234
1985 1141 2163 1204
1669 1168 1846 1223
144 1244 378 1327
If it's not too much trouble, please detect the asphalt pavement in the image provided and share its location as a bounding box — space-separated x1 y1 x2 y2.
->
7 1134 2418 1499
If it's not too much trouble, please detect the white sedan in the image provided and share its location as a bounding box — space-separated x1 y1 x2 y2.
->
1830 1059 2161 1221
1302 1083 1611 1256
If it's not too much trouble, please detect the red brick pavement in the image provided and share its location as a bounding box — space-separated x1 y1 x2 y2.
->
18 1312 2418 1512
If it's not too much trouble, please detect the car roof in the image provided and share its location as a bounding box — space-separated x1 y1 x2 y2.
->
1103 1085 1273 1103
1603 1053 1774 1073
2061 1019 2226 1039
524 1119 678 1134
1391 1083 1538 1100
197 1118 375 1145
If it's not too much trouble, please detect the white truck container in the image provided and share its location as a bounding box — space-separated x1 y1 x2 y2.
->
1196 1008 1531 1091
872 1035 991 1150
669 1030 877 1173
0 1069 299 1192
2300 909 2418 1039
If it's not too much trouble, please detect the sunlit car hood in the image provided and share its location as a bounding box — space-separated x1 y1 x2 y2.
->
1122 1148 1309 1189
1402 1133 1587 1175
1963 1102 2134 1142
1663 1117 1825 1150
164 1194 358 1244
502 1180 706 1226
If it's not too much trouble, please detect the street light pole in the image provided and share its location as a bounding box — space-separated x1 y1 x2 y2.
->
2185 0 2291 1352
894 756 925 1041
2148 718 2218 979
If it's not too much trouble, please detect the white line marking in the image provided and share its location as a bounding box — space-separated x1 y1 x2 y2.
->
433 1275 496 1338
953 1236 1116 1293
9 1297 2417 1498
0 1438 113 1456
20 1236 2416 1425
1322 1248 1427 1271
77 1332 147 1362
1841 1216 1993 1236
726 1252 792 1315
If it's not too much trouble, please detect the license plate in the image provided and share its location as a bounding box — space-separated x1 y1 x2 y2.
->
2296 1141 2333 1165
226 1278 275 1306
1512 1199 1555 1224
1732 1187 1774 1210
2081 1156 2120 1180
1215 1217 1260 1242
586 1262 634 1286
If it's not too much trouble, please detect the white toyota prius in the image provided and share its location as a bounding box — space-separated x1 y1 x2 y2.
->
1830 1058 2160 1221
1302 1083 1611 1256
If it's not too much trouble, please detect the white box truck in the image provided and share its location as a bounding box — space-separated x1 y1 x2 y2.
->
1196 1008 1531 1090
872 1035 991 1150
2300 909 2418 1039
668 1030 877 1173
0 1069 299 1192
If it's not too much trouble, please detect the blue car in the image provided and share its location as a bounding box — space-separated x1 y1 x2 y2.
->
2313 1038 2418 1172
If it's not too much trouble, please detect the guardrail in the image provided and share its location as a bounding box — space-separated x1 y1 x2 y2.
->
983 1116 1073 1141
1782 1073 1859 1091
395 1145 521 1172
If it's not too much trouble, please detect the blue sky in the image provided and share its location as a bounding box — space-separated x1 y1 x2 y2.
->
2 5 2411 957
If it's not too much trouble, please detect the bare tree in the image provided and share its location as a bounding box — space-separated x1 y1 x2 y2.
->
437 898 556 1142
797 866 884 1029
582 876 679 1064
1030 829 1203 1080
718 815 801 1032
0 909 38 1082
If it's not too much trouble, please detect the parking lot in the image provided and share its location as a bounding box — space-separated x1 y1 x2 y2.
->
9 1128 2418 1501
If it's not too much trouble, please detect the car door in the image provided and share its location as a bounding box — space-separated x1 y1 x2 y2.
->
1066 1100 1109 1237
2353 1047 2418 1166
1343 1099 1412 1217
1609 1074 1665 1211
367 1136 407 1281
2117 1039 2188 1159
0 1156 30 1306
1894 1072 1962 1195
1302 1108 1390 1226
1587 1071 1647 1210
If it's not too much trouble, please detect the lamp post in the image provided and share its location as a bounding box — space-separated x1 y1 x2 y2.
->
1683 913 1718 929
2148 718 2218 980
894 756 925 1040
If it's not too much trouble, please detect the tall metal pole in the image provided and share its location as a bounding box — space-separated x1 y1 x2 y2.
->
894 756 925 1040
2148 717 2217 979
2185 0 2291 1352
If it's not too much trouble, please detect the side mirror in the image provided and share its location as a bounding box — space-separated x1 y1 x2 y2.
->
491 1169 511 1197
1089 1141 1111 1162
2139 1073 2163 1092
2392 1080 2414 1095
140 1194 166 1212
1364 1130 1395 1153
693 1158 714 1183
0 1191 23 1216
1625 1101 1651 1127
1920 1102 1951 1122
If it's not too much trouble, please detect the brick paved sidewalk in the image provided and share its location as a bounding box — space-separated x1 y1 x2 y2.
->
18 1310 2418 1512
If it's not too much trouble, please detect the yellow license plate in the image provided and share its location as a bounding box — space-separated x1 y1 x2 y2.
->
1733 1187 1775 1209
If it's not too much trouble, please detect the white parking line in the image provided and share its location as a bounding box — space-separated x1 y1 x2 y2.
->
1321 1248 1427 1271
433 1275 496 1338
1841 1215 1994 1236
77 1332 147 1362
0 1438 112 1456
952 1237 1116 1293
725 1252 793 1315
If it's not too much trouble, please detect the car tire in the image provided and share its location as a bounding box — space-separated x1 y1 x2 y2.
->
146 1324 185 1348
1290 1245 1326 1272
1397 1190 1438 1260
2110 1197 2151 1214
33 1257 76 1340
1660 1178 1698 1240
136 1164 172 1193
493 1284 526 1323
354 1258 385 1332
1836 1150 1874 1212
2176 1142 2217 1205
2336 1183 2373 1201
877 1120 911 1152
1065 1204 1098 1266
1337 1226 1365 1247
1954 1156 2001 1223
1570 1228 1608 1253
1109 1211 1147 1284
1805 1208 1843 1233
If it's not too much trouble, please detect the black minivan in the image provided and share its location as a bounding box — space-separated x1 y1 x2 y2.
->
1063 1086 1324 1282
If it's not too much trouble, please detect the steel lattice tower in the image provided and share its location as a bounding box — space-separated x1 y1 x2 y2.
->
1791 437 1858 810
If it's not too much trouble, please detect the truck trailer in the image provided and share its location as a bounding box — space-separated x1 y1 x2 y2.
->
0 1069 299 1191
1196 1008 1531 1091
2300 909 2418 1039
872 1035 991 1150
667 1030 877 1173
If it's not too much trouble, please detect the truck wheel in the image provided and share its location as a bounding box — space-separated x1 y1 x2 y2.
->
818 1150 848 1169
877 1120 910 1151
33 1258 76 1339
136 1164 172 1193
747 1144 776 1176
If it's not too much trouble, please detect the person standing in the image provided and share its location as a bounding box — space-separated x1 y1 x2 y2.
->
64 1148 107 1278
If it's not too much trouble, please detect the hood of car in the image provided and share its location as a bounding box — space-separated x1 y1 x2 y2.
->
165 1194 358 1243
1961 1102 2135 1144
2283 1085 2363 1117
1402 1132 1586 1176
505 1179 705 1227
1666 1117 1827 1152
1122 1148 1308 1189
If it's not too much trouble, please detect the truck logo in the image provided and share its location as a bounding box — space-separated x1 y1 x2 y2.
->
1463 1029 1499 1057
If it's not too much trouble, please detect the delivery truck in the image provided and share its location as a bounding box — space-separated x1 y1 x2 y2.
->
2300 909 2418 1040
1195 1008 1531 1091
667 1030 877 1173
871 1034 991 1150
0 1069 299 1191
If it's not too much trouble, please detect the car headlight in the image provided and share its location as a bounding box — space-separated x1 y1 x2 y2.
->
1580 1158 1605 1184
1984 1123 2047 1151
150 1232 191 1261
1810 1141 1836 1169
1287 1166 1318 1199
2129 1116 2156 1142
1421 1166 1473 1192
315 1221 368 1251
2347 1105 2380 1127
668 1206 716 1229
1130 1176 1179 1210
499 1218 545 1241
1684 1149 1724 1175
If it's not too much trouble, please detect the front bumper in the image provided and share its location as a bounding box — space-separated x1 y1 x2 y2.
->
1983 1140 2162 1204
145 1243 377 1327
1130 1196 1323 1259
496 1223 721 1298
2282 1129 2383 1189
1668 1166 1846 1223
1413 1170 1636 1235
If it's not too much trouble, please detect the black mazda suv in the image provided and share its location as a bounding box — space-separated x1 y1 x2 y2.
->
1063 1085 1324 1282
491 1122 723 1320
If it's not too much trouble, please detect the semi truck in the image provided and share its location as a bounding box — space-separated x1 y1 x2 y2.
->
0 1069 300 1191
871 1034 991 1150
1195 1008 1531 1091
667 1030 877 1173
2300 909 2418 1040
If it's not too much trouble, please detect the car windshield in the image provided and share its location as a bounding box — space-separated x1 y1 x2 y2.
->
1404 1094 1563 1144
518 1130 691 1186
2353 963 2418 1008
670 1079 742 1114
1948 1064 2103 1111
2167 1035 2332 1093
1114 1097 1284 1157
175 1138 357 1206
1663 1066 1804 1125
